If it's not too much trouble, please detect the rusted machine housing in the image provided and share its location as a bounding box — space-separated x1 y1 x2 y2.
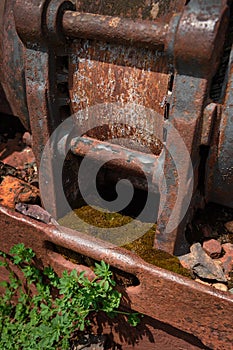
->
1 1 233 349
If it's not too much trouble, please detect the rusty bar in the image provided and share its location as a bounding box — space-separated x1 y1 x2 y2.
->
70 136 162 185
0 206 233 349
62 11 169 48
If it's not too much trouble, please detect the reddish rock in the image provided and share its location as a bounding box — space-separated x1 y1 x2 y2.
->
220 243 233 276
22 132 32 147
179 243 227 282
0 175 40 209
203 239 222 259
0 133 35 169
222 243 233 254
225 221 233 233
201 224 214 238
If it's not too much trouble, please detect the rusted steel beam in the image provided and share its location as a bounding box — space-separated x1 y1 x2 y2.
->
154 0 230 255
70 136 162 187
206 43 233 208
62 11 169 49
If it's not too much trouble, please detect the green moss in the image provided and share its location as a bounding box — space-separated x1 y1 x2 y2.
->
73 205 132 228
123 233 191 278
59 206 192 278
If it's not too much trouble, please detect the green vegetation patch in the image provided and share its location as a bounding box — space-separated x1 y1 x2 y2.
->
59 206 192 278
0 244 140 350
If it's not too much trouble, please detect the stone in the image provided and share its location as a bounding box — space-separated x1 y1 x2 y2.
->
178 254 194 270
71 334 106 350
15 203 58 225
212 283 228 292
195 278 211 286
229 288 233 294
201 224 215 238
203 239 222 258
219 244 233 276
22 132 32 147
224 221 233 233
222 243 233 254
179 243 227 282
0 175 40 209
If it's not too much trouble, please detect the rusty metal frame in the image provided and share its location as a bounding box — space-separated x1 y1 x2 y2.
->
10 0 231 254
206 42 233 208
0 1 233 348
154 0 230 254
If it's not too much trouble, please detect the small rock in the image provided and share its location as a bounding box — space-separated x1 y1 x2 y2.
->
222 243 233 254
179 243 227 282
219 244 233 276
22 132 32 147
203 239 222 258
15 203 58 225
201 224 214 238
220 255 233 276
0 175 40 209
195 278 211 286
212 283 228 292
224 221 233 233
178 254 194 270
229 288 233 294
71 334 106 350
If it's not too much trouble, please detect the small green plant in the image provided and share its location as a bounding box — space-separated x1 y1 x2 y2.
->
0 244 141 350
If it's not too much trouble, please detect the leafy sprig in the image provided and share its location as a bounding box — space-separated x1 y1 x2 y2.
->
0 244 141 349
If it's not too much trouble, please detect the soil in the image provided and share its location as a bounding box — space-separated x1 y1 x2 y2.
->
186 203 233 245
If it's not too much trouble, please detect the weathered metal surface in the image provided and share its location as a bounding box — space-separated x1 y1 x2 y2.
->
0 206 233 350
201 103 218 146
0 0 228 256
172 0 229 78
75 0 186 20
0 0 29 128
14 0 76 218
63 11 168 49
69 0 171 142
69 42 169 119
70 136 162 192
154 0 230 254
206 45 233 208
1 5 233 339
1 5 233 350
15 0 75 46
0 84 12 116
155 75 209 255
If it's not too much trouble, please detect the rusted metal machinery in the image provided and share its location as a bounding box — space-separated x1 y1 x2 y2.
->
1 0 233 349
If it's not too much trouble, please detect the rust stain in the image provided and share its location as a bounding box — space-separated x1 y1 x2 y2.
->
108 17 120 27
69 41 169 120
75 0 186 20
